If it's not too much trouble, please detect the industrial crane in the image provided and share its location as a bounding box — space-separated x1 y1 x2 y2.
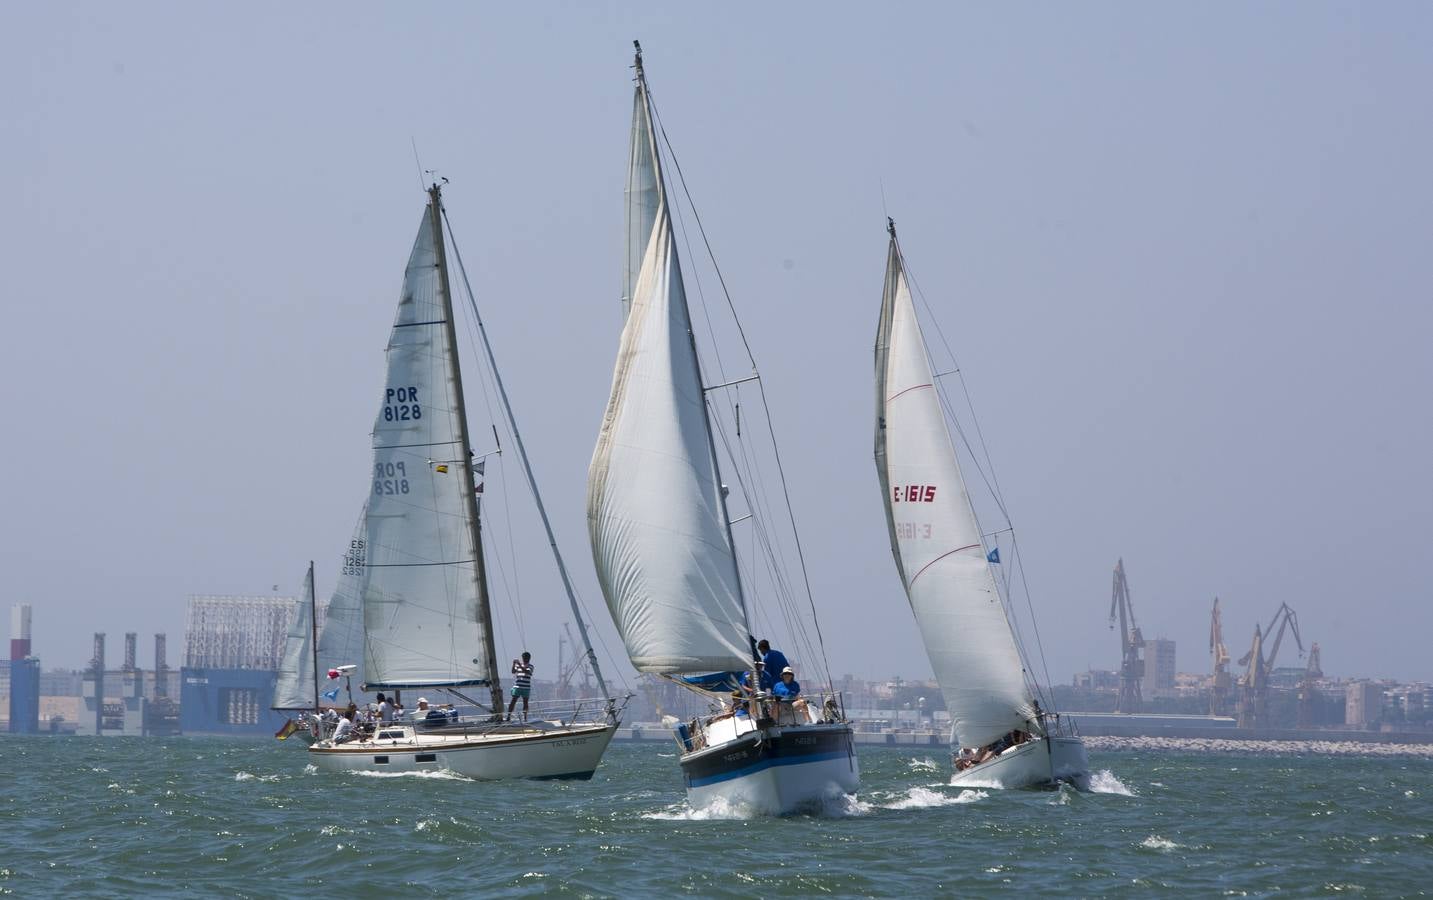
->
1237 602 1304 729
1108 558 1144 713
555 621 593 698
1298 642 1323 727
1209 597 1231 715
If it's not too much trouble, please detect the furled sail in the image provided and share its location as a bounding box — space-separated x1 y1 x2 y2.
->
272 566 315 710
874 232 1036 749
587 81 750 674
316 506 367 685
362 206 491 690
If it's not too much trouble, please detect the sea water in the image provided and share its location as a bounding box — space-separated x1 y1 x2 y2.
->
1 737 1429 896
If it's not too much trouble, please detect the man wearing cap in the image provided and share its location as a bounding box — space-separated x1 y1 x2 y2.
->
740 660 774 693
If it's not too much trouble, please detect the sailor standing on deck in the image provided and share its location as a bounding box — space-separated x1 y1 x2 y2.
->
507 651 534 721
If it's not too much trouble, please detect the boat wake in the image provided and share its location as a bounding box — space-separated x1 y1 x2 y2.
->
879 787 987 810
641 797 760 821
1087 769 1135 796
233 771 281 782
346 768 475 782
907 757 941 773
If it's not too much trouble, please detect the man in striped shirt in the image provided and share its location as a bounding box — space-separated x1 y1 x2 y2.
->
507 651 534 721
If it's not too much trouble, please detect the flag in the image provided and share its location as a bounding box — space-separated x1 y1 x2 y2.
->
274 718 302 741
434 464 448 474
987 547 1001 564
322 687 340 702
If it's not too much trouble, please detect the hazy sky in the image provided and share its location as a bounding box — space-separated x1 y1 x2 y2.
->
4 3 1430 687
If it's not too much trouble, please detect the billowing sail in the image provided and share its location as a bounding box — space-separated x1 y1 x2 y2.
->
587 85 750 674
622 86 660 320
874 233 1036 749
362 206 491 690
272 566 315 710
317 507 367 684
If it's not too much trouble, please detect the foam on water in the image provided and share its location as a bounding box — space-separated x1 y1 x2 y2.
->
233 772 280 782
1087 769 1134 796
907 757 941 773
1141 835 1181 851
347 768 474 781
642 796 760 821
881 787 987 810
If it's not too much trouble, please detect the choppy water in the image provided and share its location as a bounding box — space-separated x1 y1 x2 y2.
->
2 736 1430 896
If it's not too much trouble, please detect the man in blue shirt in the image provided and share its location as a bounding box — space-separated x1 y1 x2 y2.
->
757 640 789 678
739 660 773 692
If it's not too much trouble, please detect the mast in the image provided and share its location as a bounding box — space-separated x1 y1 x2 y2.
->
441 210 613 702
428 183 505 713
309 560 319 712
634 40 755 658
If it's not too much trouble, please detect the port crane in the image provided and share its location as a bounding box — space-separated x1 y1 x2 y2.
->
1209 597 1231 715
555 621 593 697
1298 642 1323 727
1109 558 1144 713
1237 602 1304 728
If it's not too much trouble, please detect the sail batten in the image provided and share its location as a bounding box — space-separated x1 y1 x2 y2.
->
361 204 492 691
587 78 750 676
875 234 1035 749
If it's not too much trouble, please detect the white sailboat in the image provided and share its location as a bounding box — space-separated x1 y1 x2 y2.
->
272 561 319 715
587 43 859 815
873 219 1089 790
309 184 622 780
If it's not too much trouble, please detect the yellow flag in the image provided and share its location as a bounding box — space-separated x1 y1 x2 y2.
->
435 464 448 473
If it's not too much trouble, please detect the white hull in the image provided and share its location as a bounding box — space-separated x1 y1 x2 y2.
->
308 721 616 781
681 722 860 815
950 735 1089 790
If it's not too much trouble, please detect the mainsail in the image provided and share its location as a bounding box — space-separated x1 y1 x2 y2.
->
362 204 493 690
587 64 750 675
874 228 1036 749
272 565 316 710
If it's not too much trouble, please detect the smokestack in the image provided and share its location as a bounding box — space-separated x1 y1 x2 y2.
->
123 632 138 672
9 604 31 660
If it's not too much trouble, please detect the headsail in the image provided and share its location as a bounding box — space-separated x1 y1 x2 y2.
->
623 83 660 321
587 66 750 675
272 565 316 710
874 227 1036 748
316 506 367 686
362 204 492 690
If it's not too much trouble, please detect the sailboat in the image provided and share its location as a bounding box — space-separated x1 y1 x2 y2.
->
272 562 320 723
587 43 859 815
308 184 623 780
873 219 1089 790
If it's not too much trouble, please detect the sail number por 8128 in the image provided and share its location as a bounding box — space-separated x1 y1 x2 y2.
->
374 461 410 496
893 484 937 503
383 386 422 422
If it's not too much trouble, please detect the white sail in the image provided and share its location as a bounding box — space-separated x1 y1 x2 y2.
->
587 87 750 673
622 87 660 321
272 566 315 710
362 206 491 690
874 235 1036 749
316 507 367 684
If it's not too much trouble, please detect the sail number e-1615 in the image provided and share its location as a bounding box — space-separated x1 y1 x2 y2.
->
892 484 937 503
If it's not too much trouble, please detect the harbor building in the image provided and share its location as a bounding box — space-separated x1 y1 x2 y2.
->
1142 638 1177 699
179 594 295 736
8 605 40 734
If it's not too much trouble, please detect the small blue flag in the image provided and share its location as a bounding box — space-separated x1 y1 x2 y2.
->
321 687 340 701
987 547 1001 564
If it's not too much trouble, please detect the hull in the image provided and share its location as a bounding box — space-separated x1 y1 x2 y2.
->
950 735 1089 790
308 721 616 781
681 722 860 815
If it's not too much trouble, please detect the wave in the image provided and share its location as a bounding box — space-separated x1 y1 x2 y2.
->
907 757 941 772
233 771 281 783
1140 835 1180 851
881 787 987 810
1087 769 1134 796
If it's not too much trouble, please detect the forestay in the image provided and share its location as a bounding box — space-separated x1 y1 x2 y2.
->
362 207 491 690
874 235 1036 749
587 84 750 675
272 566 315 710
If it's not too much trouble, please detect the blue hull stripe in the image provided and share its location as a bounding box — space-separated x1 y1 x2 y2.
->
685 750 850 789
